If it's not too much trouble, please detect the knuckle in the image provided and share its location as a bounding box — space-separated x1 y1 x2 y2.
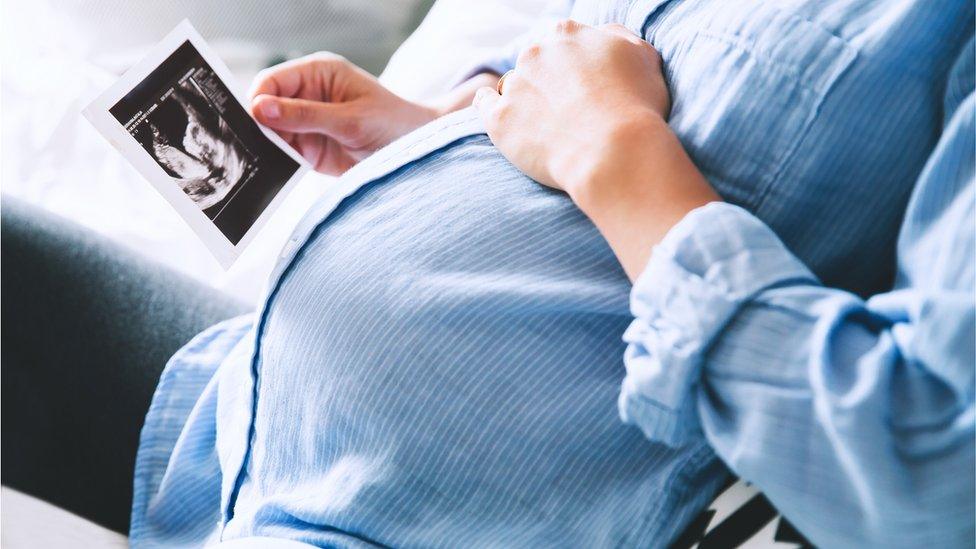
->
500 73 526 96
492 99 514 124
295 103 317 123
600 23 647 48
516 43 542 66
338 115 362 137
554 18 580 34
643 43 663 64
251 70 276 95
609 34 642 56
313 51 347 67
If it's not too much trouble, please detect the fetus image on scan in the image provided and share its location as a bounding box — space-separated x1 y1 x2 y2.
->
139 73 254 214
110 40 301 245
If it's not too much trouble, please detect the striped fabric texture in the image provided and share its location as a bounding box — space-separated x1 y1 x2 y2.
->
131 1 974 547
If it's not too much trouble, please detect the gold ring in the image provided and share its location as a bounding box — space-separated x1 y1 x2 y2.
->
496 70 515 95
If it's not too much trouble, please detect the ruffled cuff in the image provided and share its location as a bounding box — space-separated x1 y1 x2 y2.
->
618 202 817 446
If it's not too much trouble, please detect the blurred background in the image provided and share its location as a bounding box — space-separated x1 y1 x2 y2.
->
0 0 547 305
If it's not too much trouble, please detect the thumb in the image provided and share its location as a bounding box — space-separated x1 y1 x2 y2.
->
472 86 501 127
252 94 355 136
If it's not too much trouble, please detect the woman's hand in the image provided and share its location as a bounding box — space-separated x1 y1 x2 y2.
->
250 53 498 175
473 21 719 280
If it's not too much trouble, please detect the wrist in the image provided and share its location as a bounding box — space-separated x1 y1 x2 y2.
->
564 112 720 280
564 111 670 208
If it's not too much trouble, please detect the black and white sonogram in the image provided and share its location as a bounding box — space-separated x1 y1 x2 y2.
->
110 41 300 245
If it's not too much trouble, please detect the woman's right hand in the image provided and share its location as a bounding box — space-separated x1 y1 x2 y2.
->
249 53 441 175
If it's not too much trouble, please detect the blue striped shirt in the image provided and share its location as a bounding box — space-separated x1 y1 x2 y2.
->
130 1 975 547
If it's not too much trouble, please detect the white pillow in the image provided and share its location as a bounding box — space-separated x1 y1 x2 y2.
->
379 0 550 102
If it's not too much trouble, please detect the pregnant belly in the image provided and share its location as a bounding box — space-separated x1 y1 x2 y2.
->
236 135 718 547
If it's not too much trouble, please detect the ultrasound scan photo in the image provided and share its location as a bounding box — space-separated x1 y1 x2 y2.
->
109 40 301 245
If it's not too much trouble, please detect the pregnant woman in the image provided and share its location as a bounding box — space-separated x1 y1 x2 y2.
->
3 1 973 547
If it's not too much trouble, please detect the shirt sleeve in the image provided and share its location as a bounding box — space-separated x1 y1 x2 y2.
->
455 0 575 80
619 54 975 547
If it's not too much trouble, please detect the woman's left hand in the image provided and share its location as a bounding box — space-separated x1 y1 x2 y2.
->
473 21 720 280
474 21 669 192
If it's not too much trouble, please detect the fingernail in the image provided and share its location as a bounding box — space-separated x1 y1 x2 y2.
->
261 100 280 120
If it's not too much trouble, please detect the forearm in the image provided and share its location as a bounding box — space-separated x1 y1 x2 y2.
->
620 200 975 546
565 114 720 281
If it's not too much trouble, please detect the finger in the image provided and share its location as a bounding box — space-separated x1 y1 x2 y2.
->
552 18 585 35
282 130 298 150
600 23 653 52
249 52 347 101
499 69 524 95
296 133 323 168
599 23 647 45
249 58 305 100
252 94 353 136
515 43 542 71
249 71 278 101
472 86 501 129
271 128 296 148
599 23 659 60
